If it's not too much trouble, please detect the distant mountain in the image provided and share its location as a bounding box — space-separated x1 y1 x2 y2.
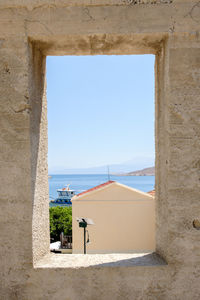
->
126 166 155 176
49 156 155 175
114 166 155 176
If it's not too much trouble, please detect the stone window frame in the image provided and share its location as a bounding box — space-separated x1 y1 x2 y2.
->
30 34 168 268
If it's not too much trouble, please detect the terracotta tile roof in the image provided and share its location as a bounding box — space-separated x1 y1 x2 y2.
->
75 180 115 198
148 189 155 196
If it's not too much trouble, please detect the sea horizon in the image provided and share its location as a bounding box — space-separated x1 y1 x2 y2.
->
49 174 155 201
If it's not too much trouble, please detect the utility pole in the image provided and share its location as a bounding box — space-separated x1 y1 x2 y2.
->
107 165 110 181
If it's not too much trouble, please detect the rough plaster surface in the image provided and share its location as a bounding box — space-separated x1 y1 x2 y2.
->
0 0 200 299
35 253 166 268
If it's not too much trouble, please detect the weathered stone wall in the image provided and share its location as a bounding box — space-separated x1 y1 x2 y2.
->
0 1 200 299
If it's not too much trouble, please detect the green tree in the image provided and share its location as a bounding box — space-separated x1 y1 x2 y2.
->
49 206 72 241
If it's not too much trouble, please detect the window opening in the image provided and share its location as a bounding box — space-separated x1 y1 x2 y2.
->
47 55 155 254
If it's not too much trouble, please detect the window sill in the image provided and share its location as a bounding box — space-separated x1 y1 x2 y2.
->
34 252 167 269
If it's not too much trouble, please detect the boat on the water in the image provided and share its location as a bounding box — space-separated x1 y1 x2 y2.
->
50 184 75 205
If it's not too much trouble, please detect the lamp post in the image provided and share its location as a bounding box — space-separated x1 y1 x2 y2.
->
76 217 94 254
79 220 87 254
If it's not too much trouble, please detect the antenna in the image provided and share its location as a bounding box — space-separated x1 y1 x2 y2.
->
107 165 110 181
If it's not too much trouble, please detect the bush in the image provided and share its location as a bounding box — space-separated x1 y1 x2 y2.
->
49 206 72 241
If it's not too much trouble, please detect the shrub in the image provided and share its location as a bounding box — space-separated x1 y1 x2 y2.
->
49 206 72 241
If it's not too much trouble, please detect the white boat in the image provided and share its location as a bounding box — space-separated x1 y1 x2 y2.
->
50 184 75 205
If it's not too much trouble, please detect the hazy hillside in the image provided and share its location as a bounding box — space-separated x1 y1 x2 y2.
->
113 166 155 176
126 167 155 176
49 157 155 175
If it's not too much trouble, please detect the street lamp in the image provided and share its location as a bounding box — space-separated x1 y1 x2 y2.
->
76 217 94 254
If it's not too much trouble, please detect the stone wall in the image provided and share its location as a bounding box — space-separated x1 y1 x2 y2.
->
0 1 200 299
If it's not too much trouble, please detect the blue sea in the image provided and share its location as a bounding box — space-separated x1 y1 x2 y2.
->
49 174 155 204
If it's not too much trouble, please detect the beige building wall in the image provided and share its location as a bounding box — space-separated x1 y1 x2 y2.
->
72 182 155 253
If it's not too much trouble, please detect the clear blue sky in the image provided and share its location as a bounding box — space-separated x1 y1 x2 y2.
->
47 55 155 172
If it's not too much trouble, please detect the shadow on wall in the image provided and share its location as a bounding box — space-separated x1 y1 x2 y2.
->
87 253 167 268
